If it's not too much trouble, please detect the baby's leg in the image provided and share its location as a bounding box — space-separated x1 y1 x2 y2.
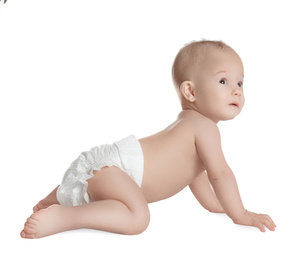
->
33 186 60 213
21 167 150 238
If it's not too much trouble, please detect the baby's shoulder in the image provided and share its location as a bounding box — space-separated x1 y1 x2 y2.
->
178 111 221 152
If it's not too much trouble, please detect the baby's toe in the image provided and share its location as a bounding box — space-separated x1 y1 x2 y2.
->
20 230 26 238
27 215 39 225
33 205 39 213
20 215 39 239
21 224 37 239
33 201 44 212
20 229 36 239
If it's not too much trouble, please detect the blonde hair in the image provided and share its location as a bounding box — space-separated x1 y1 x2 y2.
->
172 40 235 95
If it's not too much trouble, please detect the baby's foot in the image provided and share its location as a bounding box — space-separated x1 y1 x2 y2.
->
33 198 57 213
33 186 60 213
21 204 71 239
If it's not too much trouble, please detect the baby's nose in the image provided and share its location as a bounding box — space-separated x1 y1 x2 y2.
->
233 87 243 96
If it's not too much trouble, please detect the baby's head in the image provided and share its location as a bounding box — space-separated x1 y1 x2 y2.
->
172 40 245 122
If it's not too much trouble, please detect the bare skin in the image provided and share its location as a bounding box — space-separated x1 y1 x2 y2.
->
21 48 276 239
21 111 225 238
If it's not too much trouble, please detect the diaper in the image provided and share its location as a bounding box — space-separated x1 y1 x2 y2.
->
56 135 144 207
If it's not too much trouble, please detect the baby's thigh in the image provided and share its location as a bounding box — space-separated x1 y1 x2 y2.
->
87 166 149 213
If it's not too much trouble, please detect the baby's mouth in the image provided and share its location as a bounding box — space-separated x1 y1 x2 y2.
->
229 102 239 107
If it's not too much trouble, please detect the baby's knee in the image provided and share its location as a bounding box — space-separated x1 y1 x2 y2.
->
124 208 150 235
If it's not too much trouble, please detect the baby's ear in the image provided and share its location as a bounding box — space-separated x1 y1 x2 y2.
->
180 81 196 102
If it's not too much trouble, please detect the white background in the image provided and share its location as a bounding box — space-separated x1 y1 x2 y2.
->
1 0 306 259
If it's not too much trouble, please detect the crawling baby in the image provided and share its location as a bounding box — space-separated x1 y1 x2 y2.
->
21 40 276 239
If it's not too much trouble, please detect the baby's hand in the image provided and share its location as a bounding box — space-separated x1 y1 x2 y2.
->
233 210 276 232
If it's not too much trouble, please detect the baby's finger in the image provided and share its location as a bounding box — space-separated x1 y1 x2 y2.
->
260 214 275 226
263 214 276 229
267 215 276 228
256 223 266 232
263 219 275 231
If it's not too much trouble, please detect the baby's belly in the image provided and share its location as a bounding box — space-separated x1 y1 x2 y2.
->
140 158 204 203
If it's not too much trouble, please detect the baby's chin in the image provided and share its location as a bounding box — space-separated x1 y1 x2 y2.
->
190 108 241 122
212 112 241 122
221 112 242 121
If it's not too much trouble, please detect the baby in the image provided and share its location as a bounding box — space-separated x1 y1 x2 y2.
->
21 40 276 239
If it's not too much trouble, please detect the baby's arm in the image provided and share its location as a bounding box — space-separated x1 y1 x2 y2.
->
195 119 276 231
189 171 224 213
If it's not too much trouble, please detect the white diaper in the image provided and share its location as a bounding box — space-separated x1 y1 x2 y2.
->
56 135 144 207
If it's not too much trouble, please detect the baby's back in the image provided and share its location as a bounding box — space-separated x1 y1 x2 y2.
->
139 110 205 203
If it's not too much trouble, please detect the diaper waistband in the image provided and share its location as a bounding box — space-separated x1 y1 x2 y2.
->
114 135 144 187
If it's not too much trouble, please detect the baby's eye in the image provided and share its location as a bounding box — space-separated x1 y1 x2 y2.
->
219 79 227 85
237 81 243 88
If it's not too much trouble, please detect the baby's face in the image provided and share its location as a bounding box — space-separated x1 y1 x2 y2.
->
193 49 245 122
